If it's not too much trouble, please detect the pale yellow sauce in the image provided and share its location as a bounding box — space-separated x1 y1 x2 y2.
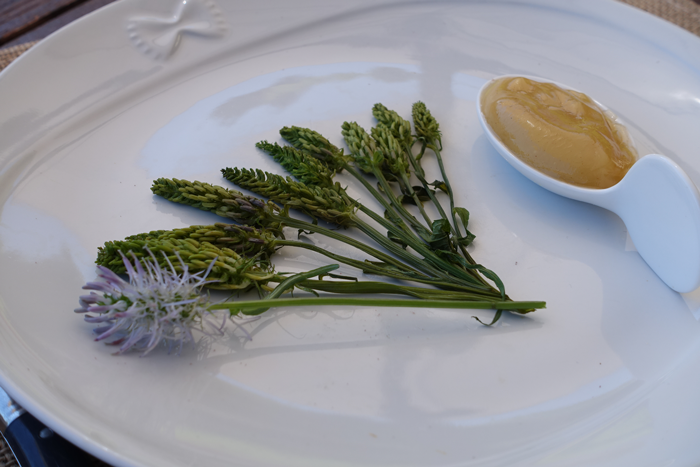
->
481 77 637 189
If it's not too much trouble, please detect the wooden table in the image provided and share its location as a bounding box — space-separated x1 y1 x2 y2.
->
0 0 119 48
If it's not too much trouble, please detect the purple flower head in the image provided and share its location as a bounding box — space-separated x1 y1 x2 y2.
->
76 249 234 356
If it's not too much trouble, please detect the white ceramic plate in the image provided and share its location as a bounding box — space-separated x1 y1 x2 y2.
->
2 0 700 466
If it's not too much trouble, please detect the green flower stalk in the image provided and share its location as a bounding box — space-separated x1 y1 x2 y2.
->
79 253 545 355
255 141 336 187
342 121 433 240
372 103 414 150
370 124 409 178
220 168 357 227
148 182 451 285
373 103 482 281
249 121 505 295
151 178 283 233
216 168 497 292
98 223 508 297
278 125 433 251
370 124 433 225
373 103 442 208
413 101 442 147
280 119 504 297
412 102 461 234
337 122 498 288
97 235 276 290
256 135 413 239
139 224 277 255
278 126 408 228
278 126 349 172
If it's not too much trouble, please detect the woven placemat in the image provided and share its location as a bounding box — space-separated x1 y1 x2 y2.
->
622 0 700 35
0 41 37 72
0 439 18 467
1 0 699 466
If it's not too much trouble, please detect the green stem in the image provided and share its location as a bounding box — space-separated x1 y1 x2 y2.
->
341 163 414 238
370 164 431 240
403 140 492 289
297 279 505 301
430 143 460 235
351 216 463 284
275 239 429 283
397 170 434 227
352 216 497 292
274 240 503 297
269 214 421 276
211 297 545 315
404 141 449 224
240 264 339 315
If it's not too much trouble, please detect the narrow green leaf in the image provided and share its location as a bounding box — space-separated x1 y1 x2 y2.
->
429 180 448 193
457 232 476 247
428 219 452 251
453 207 470 229
327 273 359 281
472 309 503 326
387 230 408 249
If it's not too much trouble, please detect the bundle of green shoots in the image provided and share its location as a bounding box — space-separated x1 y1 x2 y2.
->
77 102 545 355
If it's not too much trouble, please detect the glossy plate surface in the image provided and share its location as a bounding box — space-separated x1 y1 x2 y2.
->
2 1 700 466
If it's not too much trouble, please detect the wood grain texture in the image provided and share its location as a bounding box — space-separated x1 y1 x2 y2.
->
0 0 118 47
0 0 81 45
